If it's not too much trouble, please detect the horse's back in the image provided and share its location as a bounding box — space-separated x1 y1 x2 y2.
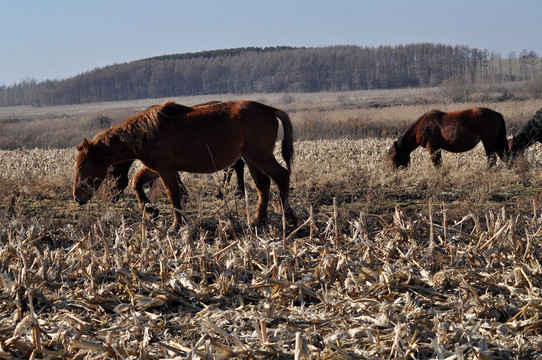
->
471 107 504 123
144 100 284 173
422 107 505 152
436 107 503 131
470 108 505 139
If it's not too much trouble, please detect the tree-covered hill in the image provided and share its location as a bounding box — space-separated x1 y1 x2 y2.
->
0 44 539 107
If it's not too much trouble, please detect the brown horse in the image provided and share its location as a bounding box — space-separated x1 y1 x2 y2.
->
389 107 509 168
74 100 296 230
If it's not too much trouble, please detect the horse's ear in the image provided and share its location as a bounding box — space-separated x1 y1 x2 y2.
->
389 141 398 154
77 138 91 152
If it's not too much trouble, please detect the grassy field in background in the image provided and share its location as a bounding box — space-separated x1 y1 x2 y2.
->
1 86 541 148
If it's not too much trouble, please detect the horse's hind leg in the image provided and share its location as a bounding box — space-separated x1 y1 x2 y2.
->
245 162 271 227
245 156 297 227
481 142 498 167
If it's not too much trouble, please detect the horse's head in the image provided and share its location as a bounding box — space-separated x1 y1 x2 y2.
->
389 141 410 168
508 136 526 160
73 138 108 205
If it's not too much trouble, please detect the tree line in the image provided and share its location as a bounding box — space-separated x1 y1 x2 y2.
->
0 44 540 107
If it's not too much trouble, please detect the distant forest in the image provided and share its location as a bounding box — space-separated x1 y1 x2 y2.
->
0 44 540 107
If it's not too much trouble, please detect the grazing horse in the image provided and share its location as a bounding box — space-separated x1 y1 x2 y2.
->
509 108 542 158
74 100 296 230
389 107 509 168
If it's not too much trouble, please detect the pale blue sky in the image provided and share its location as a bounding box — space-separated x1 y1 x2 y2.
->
1 0 541 86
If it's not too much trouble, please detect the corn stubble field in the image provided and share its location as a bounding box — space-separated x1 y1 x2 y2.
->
1 90 542 359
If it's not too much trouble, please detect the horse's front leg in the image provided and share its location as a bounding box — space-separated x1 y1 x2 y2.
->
159 169 185 231
481 142 499 168
132 167 161 219
245 163 271 227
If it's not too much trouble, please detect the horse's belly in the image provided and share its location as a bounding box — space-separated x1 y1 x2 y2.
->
151 128 244 173
442 137 480 153
178 159 236 173
176 146 242 173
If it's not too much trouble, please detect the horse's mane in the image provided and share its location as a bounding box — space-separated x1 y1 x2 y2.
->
514 108 542 150
92 101 192 151
396 110 442 151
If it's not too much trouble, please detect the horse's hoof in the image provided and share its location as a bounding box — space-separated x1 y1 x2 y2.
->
236 193 245 200
143 204 160 220
285 209 298 227
287 216 298 228
167 223 182 234
250 217 268 229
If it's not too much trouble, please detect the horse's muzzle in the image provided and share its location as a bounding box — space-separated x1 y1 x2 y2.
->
74 190 89 205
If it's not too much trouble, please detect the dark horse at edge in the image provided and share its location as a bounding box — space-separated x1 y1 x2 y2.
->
508 108 542 159
74 100 297 230
389 107 509 168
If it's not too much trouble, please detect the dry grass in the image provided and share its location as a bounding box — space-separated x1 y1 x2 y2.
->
2 127 542 358
2 88 541 148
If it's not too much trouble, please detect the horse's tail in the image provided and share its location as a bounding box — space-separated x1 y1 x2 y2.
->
274 108 294 173
254 102 294 172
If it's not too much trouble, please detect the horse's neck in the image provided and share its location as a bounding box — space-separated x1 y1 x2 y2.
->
98 138 136 167
397 128 418 153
